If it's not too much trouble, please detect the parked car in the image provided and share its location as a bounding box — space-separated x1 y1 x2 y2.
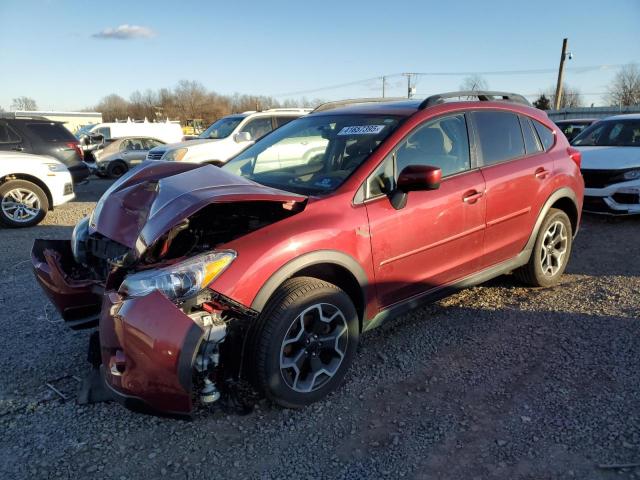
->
0 115 90 183
0 151 74 227
86 137 166 178
146 109 311 165
84 120 183 144
32 92 583 415
572 114 640 215
554 118 598 142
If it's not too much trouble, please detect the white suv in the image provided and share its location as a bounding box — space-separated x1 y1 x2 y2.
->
0 152 74 227
146 109 311 165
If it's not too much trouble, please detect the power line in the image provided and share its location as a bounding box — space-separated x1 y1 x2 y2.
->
271 63 628 97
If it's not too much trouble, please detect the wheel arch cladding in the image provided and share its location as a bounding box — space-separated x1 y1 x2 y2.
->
525 187 579 253
550 196 578 235
250 250 368 332
2 174 53 210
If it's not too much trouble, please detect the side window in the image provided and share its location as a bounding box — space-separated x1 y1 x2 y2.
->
395 113 470 177
473 111 525 165
275 116 296 128
519 116 542 154
0 123 21 144
95 127 111 140
532 119 555 151
143 138 162 149
242 117 273 141
120 139 132 151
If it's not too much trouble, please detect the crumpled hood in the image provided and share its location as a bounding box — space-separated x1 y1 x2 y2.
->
577 146 640 170
89 162 306 252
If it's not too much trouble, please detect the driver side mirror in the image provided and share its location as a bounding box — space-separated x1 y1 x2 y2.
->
234 131 253 143
391 165 442 210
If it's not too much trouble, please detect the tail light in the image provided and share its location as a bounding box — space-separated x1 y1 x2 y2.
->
66 142 84 160
567 147 581 169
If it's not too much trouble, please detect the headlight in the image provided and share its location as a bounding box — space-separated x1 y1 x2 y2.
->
45 162 67 172
71 216 90 264
623 169 640 181
119 250 236 301
163 148 188 162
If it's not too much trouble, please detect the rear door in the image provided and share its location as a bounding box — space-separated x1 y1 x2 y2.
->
470 110 553 268
365 113 486 307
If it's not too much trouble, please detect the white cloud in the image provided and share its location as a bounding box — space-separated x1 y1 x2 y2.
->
92 24 156 40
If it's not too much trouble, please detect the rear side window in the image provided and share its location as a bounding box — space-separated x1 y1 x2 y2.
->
242 117 273 141
275 116 297 128
532 120 555 151
473 111 525 165
519 116 543 154
26 123 76 142
0 123 21 143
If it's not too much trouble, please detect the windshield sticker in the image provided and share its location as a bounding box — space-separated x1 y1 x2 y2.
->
337 125 385 136
313 177 338 189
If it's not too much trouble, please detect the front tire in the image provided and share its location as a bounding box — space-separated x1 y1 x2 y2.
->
0 180 49 227
252 277 359 408
515 208 572 287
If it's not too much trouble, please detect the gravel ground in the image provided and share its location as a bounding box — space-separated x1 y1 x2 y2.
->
0 178 639 480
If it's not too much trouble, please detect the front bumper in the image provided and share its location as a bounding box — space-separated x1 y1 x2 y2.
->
31 239 206 414
99 290 204 414
584 179 640 215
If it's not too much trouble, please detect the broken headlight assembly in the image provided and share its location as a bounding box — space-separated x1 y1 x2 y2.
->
119 250 236 301
71 216 90 265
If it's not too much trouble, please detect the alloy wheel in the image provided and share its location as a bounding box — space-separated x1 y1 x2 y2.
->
1 188 42 223
279 303 349 393
540 220 568 277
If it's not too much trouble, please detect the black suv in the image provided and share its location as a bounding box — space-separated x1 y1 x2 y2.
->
0 116 90 183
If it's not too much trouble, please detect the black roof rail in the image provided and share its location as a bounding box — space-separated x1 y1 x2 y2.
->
312 97 407 113
419 91 531 109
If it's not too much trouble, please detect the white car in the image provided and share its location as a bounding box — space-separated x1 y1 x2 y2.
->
574 114 640 215
86 120 183 144
146 109 311 165
0 152 74 227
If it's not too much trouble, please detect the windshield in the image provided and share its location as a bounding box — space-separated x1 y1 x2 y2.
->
572 119 640 147
222 114 402 195
199 116 244 139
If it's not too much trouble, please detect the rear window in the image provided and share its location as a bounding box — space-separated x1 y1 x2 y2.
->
520 116 543 154
532 120 555 151
26 123 76 142
473 111 525 166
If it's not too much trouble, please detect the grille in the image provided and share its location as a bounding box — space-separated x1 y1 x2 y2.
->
147 150 165 160
63 183 73 195
583 196 612 213
612 192 640 205
580 169 624 189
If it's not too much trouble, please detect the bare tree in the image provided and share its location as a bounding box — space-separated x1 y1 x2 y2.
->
95 94 130 122
607 63 640 106
545 83 583 109
459 75 489 92
11 96 38 111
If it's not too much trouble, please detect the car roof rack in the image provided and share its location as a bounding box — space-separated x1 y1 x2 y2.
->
419 91 531 109
0 112 52 121
312 97 407 113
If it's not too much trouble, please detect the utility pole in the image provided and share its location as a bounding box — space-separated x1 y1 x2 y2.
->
553 38 569 110
402 73 415 99
382 76 386 98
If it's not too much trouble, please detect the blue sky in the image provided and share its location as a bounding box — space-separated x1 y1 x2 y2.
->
0 0 638 110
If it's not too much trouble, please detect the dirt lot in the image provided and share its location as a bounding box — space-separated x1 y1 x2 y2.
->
0 178 639 480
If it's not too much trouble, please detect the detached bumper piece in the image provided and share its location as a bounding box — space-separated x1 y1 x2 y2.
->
583 177 640 216
99 291 204 415
31 239 102 329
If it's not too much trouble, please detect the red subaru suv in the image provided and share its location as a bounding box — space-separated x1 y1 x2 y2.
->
32 92 583 415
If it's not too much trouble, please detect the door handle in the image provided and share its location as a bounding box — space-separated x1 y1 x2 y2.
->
535 167 550 179
462 190 483 204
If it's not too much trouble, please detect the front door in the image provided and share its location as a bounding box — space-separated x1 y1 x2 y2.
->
365 113 486 308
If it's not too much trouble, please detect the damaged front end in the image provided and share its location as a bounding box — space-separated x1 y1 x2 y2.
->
31 162 306 414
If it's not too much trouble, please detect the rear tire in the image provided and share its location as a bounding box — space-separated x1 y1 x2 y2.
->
106 160 128 178
251 277 359 408
0 180 49 228
514 208 572 287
